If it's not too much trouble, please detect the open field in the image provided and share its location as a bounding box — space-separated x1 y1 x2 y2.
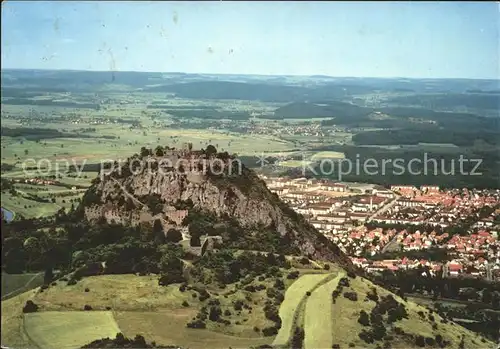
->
310 151 346 160
24 311 120 349
1 192 62 218
304 272 344 349
34 274 199 312
272 273 332 347
1 273 44 301
115 310 272 349
277 160 313 168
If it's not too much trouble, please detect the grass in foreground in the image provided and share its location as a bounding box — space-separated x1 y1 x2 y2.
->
304 272 345 349
272 273 332 347
24 311 120 349
1 289 38 348
114 309 272 349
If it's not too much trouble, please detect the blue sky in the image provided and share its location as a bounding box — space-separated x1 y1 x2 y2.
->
1 1 499 79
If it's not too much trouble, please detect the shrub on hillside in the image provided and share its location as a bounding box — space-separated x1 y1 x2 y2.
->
358 310 370 326
262 326 279 336
287 270 300 279
415 335 425 347
366 287 379 302
84 304 92 311
299 257 310 265
186 319 206 329
425 337 435 346
165 229 183 243
339 277 350 287
343 291 358 301
359 330 374 344
22 300 39 313
182 301 189 307
233 299 244 311
190 235 201 247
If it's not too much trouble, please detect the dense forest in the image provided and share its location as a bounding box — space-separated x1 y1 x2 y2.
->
387 93 500 111
1 127 116 141
1 98 100 109
301 145 500 189
352 129 500 147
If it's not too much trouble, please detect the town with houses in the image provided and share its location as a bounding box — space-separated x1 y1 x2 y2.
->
258 175 500 281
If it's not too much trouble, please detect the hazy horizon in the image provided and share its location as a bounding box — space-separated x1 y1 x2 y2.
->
2 1 499 80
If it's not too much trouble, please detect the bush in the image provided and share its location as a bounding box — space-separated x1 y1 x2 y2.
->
372 323 386 341
366 287 379 302
253 326 260 332
358 310 370 326
198 289 211 302
68 278 77 285
186 319 206 329
182 301 189 307
394 327 404 335
415 335 425 347
273 278 285 290
224 309 232 316
84 288 90 292
209 305 222 321
179 284 187 292
105 306 112 310
158 273 185 286
324 263 330 270
425 337 435 346
262 326 279 336
343 291 358 301
190 235 201 247
83 304 92 311
306 291 311 296
359 330 374 344
234 299 244 311
287 270 300 279
166 228 183 243
347 270 356 278
22 300 39 313
332 345 340 349
339 277 350 287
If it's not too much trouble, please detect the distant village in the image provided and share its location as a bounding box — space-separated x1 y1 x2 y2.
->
259 175 500 281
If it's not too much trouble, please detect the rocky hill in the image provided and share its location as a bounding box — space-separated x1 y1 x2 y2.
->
78 145 354 271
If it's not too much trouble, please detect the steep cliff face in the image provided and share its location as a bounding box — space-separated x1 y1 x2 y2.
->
80 150 354 271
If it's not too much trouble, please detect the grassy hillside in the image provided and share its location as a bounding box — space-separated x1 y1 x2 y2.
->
327 276 493 348
24 311 120 349
2 270 494 349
